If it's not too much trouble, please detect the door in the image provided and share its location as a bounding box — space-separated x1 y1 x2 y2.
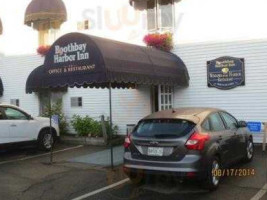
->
151 86 159 113
151 85 174 113
3 107 36 143
220 112 245 159
208 112 235 164
0 108 10 144
158 85 173 111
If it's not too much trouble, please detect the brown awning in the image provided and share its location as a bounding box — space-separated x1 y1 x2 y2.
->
26 32 189 93
26 65 44 94
24 0 67 30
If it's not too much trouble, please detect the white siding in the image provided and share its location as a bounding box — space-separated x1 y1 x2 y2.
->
0 54 43 116
2 39 267 141
63 86 151 135
173 39 267 143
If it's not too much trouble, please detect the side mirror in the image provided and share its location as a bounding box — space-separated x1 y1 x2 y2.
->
237 121 247 128
28 115 34 120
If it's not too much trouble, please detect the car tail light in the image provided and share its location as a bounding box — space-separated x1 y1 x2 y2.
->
185 132 210 150
124 134 131 148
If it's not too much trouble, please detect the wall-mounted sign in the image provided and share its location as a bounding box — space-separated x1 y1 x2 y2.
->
247 121 262 133
207 56 245 90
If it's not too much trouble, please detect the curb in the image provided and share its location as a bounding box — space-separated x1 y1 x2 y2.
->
60 135 124 146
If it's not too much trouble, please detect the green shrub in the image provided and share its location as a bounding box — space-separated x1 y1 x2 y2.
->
41 99 68 134
104 117 119 138
71 115 118 137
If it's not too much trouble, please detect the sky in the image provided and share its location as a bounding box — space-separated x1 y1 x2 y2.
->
0 0 267 55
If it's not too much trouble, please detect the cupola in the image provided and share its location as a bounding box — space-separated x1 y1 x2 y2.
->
24 0 67 45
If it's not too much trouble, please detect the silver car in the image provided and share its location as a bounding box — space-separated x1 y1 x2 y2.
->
123 108 253 190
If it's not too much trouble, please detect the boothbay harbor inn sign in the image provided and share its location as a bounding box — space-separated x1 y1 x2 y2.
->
49 42 96 75
54 43 89 63
207 56 245 90
41 33 110 88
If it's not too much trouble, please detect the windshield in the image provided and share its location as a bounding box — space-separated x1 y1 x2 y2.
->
133 119 195 138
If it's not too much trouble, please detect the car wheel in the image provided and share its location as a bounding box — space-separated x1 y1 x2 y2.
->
129 172 145 186
38 130 54 151
243 139 254 163
203 156 221 191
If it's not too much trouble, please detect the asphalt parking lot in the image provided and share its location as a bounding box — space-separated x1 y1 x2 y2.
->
0 143 267 200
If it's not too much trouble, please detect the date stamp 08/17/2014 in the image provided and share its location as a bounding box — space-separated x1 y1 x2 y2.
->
212 168 256 177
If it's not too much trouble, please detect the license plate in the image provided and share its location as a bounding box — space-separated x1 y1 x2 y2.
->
147 147 164 156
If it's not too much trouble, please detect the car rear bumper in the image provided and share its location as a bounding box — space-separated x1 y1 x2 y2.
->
124 152 207 177
123 166 203 180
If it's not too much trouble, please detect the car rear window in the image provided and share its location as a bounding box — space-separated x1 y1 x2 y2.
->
133 119 195 138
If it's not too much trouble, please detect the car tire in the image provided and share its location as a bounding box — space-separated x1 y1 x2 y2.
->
243 139 254 163
203 156 221 191
38 129 54 151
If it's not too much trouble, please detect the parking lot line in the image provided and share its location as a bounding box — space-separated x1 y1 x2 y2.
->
0 145 84 165
250 183 267 200
71 178 130 200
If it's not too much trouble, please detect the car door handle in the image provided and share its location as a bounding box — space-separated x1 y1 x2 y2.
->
10 124 17 127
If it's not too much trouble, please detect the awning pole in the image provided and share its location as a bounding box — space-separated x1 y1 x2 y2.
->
109 82 114 169
49 91 53 164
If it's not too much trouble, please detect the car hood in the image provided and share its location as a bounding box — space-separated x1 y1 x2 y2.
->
34 117 50 122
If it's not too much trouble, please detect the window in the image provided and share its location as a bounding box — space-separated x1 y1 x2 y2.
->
77 20 90 31
208 113 225 132
38 29 59 46
84 20 89 30
159 85 173 110
133 119 195 138
158 0 174 28
147 0 174 31
4 108 28 120
147 0 157 30
39 91 65 115
71 97 83 107
10 99 20 107
220 112 238 130
48 28 59 45
202 119 211 131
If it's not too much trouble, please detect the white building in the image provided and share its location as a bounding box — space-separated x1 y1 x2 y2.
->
0 0 267 142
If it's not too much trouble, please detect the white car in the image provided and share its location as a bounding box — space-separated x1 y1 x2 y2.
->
0 104 60 151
